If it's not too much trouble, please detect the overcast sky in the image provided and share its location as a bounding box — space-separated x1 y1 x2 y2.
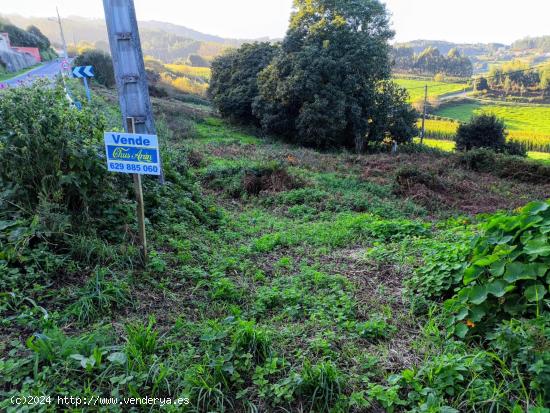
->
2 0 549 44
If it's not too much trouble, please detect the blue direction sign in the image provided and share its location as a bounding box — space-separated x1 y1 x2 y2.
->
72 66 95 78
104 132 162 176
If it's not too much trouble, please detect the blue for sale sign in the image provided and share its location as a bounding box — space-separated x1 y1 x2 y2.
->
104 132 161 175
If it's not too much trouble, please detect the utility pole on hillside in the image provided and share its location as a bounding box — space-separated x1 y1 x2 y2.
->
102 0 163 183
420 84 428 144
102 0 164 265
56 7 68 59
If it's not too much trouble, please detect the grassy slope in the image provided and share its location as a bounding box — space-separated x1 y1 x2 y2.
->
394 78 467 102
2 85 549 411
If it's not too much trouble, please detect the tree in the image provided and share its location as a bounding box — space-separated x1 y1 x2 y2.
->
474 77 489 91
187 54 210 67
253 0 415 151
74 50 115 88
456 114 507 152
209 42 277 124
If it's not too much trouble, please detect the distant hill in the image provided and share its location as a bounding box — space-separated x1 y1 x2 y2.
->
512 36 550 52
394 39 550 75
395 40 508 58
0 14 259 63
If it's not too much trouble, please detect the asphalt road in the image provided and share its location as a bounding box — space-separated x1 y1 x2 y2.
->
0 60 64 88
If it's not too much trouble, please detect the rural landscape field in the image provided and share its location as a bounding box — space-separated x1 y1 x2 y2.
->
1 0 549 412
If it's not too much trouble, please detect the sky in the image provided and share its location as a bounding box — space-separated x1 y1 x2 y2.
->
1 0 550 44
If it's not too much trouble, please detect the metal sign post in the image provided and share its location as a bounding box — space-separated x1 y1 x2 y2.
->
72 65 95 103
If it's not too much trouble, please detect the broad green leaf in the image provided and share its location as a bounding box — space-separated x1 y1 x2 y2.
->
487 280 508 298
468 286 488 305
489 260 506 277
107 352 127 365
463 266 483 285
470 304 487 322
503 262 538 283
524 284 547 302
524 237 550 257
473 254 500 267
454 323 468 339
522 201 549 215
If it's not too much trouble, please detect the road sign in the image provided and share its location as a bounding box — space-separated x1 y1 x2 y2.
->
104 131 161 176
72 65 95 78
61 59 70 71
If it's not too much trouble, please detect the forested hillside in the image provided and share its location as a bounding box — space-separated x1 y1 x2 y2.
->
1 14 246 63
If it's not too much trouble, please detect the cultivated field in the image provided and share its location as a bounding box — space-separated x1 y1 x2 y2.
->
394 78 468 102
433 101 550 152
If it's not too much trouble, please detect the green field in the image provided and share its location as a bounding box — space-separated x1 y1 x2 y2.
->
394 78 468 102
432 101 550 152
417 136 550 162
434 101 550 135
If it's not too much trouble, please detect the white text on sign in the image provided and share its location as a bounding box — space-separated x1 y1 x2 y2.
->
104 132 162 176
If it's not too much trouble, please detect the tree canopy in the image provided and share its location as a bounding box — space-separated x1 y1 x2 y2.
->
208 43 277 124
209 0 418 151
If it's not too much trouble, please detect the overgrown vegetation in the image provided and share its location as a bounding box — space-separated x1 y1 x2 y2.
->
1 78 548 412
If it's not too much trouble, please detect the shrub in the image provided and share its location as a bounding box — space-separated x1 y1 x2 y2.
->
203 162 302 198
0 82 130 233
446 200 550 337
455 113 507 152
74 50 115 88
456 149 550 184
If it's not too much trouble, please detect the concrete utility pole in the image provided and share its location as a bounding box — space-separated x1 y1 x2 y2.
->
420 84 428 144
56 7 68 59
102 0 159 159
102 0 163 263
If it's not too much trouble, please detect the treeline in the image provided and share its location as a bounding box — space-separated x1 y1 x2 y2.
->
393 46 473 77
512 36 550 52
0 21 56 60
140 31 228 64
475 60 550 95
209 0 418 152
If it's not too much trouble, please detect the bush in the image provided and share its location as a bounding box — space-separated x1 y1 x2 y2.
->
0 82 129 232
456 149 550 184
74 50 115 88
455 113 507 152
446 200 550 337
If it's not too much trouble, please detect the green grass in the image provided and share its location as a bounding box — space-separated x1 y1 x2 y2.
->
394 77 468 102
2 85 548 412
414 137 456 151
528 151 550 162
195 117 260 144
418 137 550 162
434 101 550 135
0 64 41 82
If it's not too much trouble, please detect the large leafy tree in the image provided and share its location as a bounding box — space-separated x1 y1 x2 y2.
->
209 42 277 124
252 0 415 151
